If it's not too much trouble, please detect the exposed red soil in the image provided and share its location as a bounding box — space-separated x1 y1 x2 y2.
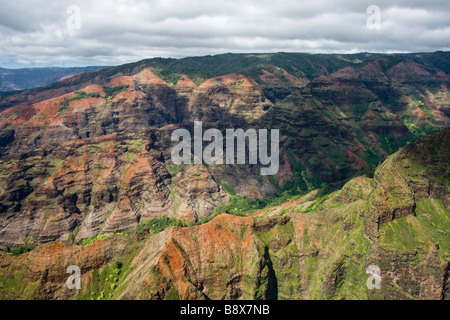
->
132 69 170 86
176 75 196 88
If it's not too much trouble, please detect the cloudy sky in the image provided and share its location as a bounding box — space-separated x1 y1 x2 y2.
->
1 0 450 68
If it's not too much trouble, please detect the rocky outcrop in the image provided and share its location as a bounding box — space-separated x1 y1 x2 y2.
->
0 53 449 252
0 127 228 247
366 128 449 241
0 129 448 300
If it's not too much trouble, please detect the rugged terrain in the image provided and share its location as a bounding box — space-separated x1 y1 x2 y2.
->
0 52 449 247
0 52 448 299
0 128 448 300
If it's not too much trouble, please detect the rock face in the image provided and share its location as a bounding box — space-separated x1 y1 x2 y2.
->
0 128 448 300
0 69 231 247
0 53 449 296
0 128 228 247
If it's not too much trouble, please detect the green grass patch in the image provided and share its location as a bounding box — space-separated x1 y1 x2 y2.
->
32 113 46 119
78 260 131 300
415 198 450 260
167 165 180 175
55 91 101 116
103 85 129 100
379 216 422 251
8 244 37 255
164 285 181 300
215 177 237 196
76 232 118 246
379 197 450 261
126 216 185 236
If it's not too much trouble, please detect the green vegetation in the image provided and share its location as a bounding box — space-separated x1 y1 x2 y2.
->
380 216 422 251
214 177 237 196
74 217 185 247
126 216 185 236
74 90 101 99
32 113 46 119
77 232 118 246
103 85 129 101
0 53 449 300
67 226 80 245
146 52 382 85
164 286 181 300
15 51 450 100
0 89 25 97
220 182 237 196
379 198 450 260
55 90 101 116
167 165 180 175
215 175 334 216
230 80 244 88
8 244 37 255
215 191 297 216
78 259 134 300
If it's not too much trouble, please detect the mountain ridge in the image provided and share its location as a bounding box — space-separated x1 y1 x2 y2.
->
0 51 448 300
0 127 448 300
0 52 448 248
0 66 107 92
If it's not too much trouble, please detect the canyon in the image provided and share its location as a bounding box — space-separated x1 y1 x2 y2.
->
0 52 448 299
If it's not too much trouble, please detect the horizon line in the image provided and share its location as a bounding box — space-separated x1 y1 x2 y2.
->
2 49 450 70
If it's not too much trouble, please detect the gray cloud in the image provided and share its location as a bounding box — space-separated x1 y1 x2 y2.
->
0 0 449 68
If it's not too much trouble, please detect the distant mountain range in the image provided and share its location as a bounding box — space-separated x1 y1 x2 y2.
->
0 66 106 92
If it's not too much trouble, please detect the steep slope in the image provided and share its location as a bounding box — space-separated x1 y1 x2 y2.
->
0 52 449 248
0 128 448 300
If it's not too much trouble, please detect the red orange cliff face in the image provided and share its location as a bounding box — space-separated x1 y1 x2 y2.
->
1 127 448 300
0 53 449 300
0 55 449 247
